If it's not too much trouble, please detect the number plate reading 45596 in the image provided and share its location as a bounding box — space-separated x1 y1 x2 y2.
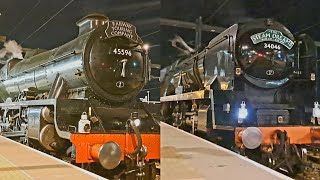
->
113 48 132 56
264 43 281 50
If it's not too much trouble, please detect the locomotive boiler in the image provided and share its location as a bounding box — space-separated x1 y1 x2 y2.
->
161 18 320 174
0 14 160 179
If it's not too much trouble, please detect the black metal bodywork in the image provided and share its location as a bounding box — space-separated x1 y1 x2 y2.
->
161 19 318 128
0 14 159 179
160 18 320 176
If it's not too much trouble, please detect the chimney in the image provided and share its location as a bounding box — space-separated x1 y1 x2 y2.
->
76 14 109 36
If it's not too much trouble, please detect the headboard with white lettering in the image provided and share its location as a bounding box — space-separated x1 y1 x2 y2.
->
105 20 143 44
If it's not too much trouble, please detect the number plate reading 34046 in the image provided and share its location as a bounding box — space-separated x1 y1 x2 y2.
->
264 43 281 50
113 48 132 56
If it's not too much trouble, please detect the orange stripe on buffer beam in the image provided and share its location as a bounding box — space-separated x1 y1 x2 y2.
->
70 133 160 164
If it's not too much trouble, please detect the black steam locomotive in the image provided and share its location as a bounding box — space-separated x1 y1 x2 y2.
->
161 18 320 174
0 14 160 179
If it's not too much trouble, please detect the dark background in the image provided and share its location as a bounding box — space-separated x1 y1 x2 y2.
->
161 0 320 67
1 0 319 101
0 0 160 101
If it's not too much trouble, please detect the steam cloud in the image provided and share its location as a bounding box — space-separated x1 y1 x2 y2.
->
0 40 23 60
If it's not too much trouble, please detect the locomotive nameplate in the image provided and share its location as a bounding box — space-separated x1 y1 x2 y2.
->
105 20 143 44
250 29 294 49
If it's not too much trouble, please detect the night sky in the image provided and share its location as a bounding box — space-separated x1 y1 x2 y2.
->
0 0 159 51
1 0 320 100
0 0 160 100
161 0 320 67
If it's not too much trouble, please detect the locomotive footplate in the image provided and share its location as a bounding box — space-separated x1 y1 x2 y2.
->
160 89 211 102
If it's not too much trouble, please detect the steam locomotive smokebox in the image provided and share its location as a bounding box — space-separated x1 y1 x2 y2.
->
76 14 109 36
256 109 289 125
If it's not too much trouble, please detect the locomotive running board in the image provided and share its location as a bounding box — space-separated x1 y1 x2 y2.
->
0 131 25 137
0 99 89 140
160 90 211 102
0 99 56 108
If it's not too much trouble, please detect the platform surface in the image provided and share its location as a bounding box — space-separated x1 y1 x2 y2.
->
0 136 106 180
161 122 292 180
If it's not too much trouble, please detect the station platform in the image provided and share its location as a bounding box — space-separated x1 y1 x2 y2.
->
160 122 292 180
0 136 105 180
